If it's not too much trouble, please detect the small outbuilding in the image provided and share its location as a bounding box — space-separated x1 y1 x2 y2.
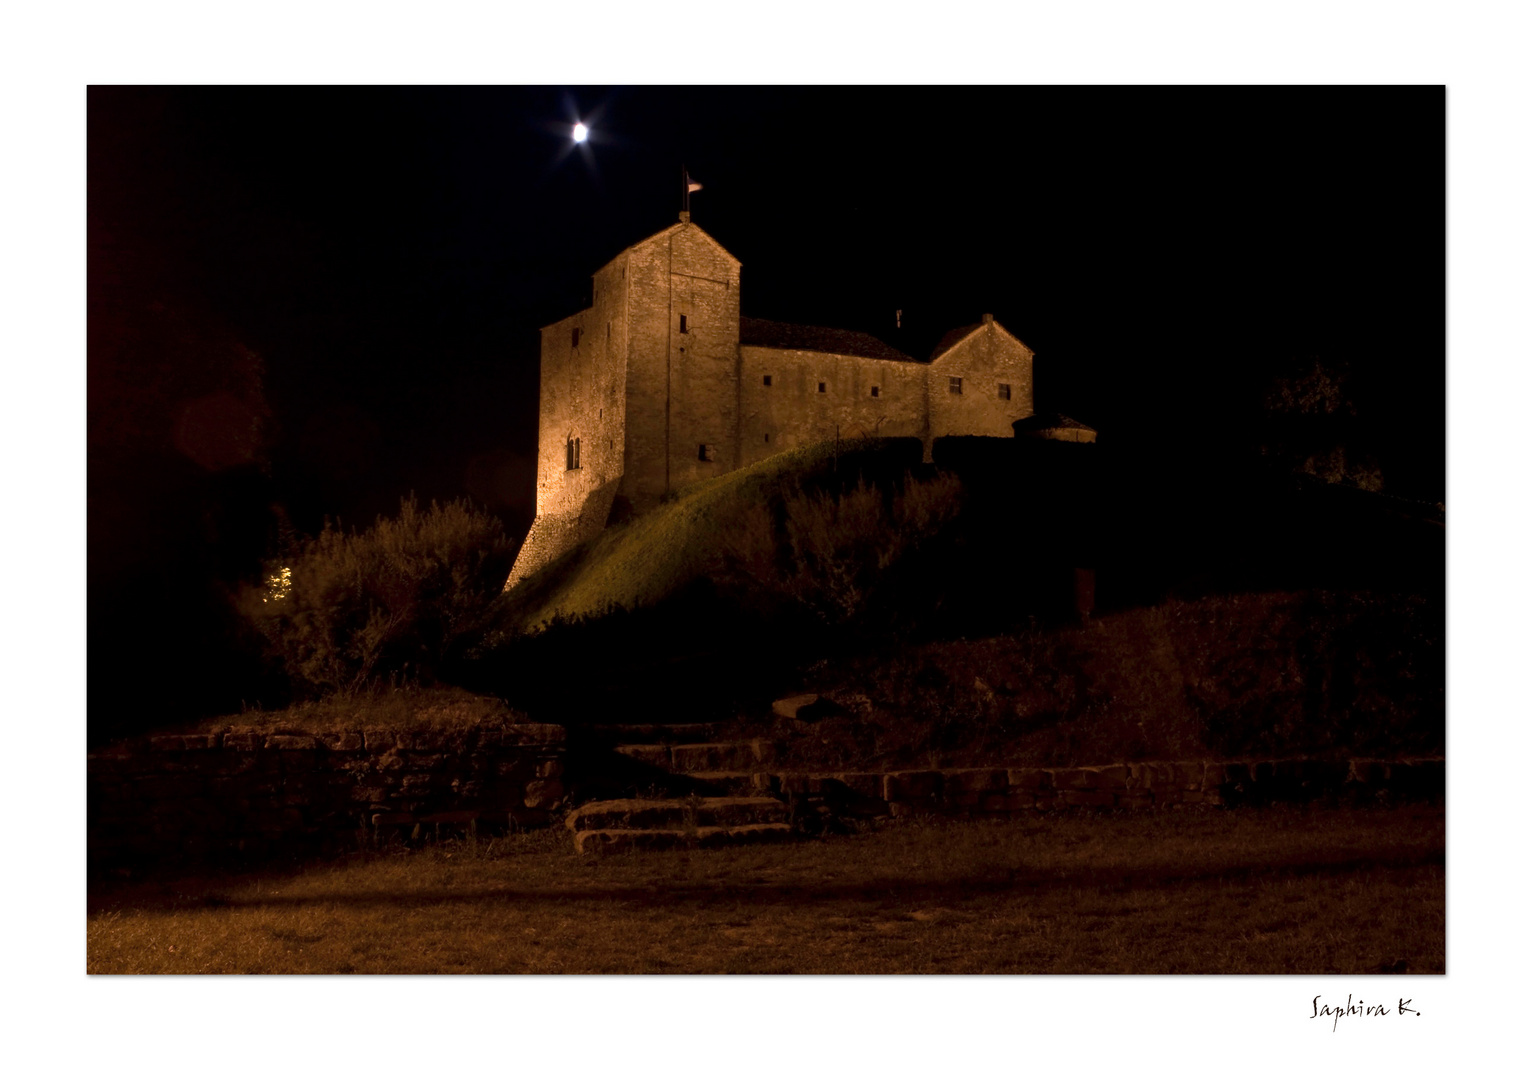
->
1012 412 1098 444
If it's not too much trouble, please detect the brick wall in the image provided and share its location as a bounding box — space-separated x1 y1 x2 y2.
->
88 723 567 868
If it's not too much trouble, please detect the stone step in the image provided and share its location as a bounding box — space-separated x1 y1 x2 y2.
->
588 723 727 743
614 741 774 773
574 823 793 854
685 771 772 796
565 796 790 833
611 744 675 769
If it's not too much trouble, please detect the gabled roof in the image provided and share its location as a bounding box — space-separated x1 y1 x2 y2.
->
929 322 984 361
929 317 1033 361
740 317 917 363
1013 413 1097 435
601 219 741 273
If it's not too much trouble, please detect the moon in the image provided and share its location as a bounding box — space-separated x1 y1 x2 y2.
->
572 122 588 143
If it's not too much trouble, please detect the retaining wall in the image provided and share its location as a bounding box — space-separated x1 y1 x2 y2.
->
88 723 567 868
765 757 1444 816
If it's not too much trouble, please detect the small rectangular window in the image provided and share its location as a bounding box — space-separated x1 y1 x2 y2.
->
571 327 581 348
698 443 716 462
818 382 827 393
763 374 772 386
679 314 689 334
998 383 1011 400
949 377 962 394
870 386 880 398
764 433 770 443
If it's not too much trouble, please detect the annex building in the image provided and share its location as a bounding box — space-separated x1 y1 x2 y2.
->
506 212 1048 590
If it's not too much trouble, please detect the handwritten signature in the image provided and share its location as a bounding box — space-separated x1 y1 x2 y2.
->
1311 995 1421 1031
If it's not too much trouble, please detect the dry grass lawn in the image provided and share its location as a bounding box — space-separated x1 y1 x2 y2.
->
186 686 525 736
88 805 1442 974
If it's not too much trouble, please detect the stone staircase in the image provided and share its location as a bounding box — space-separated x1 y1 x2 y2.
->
564 721 795 853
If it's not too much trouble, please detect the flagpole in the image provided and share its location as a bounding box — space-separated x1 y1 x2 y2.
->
682 163 689 216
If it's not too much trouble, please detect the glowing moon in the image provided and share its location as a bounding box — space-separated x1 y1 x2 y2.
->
572 123 588 143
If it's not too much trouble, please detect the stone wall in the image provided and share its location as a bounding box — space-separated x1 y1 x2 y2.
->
764 757 1444 817
621 220 742 510
738 346 929 467
87 723 567 868
927 317 1035 443
505 257 630 589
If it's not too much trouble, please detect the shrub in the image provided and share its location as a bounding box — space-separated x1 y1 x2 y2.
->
715 470 963 625
240 497 516 697
763 589 1443 772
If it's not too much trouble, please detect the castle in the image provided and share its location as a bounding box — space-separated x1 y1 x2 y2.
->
505 212 1045 590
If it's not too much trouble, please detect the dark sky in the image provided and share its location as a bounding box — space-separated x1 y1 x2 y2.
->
88 86 1444 539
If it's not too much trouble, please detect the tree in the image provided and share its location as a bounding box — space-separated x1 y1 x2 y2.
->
1260 356 1384 491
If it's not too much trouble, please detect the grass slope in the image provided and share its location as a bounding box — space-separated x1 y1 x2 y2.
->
181 687 528 737
498 439 914 633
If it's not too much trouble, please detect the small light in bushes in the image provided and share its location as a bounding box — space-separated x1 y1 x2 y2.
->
263 566 291 603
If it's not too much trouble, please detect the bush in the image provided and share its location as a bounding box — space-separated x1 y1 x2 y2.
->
240 497 516 697
715 470 963 625
754 589 1443 772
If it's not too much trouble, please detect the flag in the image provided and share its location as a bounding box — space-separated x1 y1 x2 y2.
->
686 172 703 193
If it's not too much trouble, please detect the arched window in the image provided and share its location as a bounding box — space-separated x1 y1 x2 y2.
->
566 436 581 470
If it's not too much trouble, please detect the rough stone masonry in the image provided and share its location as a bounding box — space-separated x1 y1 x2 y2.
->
87 723 567 867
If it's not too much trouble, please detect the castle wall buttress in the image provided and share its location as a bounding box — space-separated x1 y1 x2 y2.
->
504 259 629 590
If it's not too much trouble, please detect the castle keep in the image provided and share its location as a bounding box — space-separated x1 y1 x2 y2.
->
506 213 1038 589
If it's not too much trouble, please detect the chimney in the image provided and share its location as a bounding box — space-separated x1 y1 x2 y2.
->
981 313 994 324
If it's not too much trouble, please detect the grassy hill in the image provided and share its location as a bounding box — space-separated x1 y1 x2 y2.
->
492 437 932 635
465 435 1442 751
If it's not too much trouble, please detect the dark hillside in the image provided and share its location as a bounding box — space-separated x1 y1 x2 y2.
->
464 438 1442 745
739 589 1442 772
937 435 1442 611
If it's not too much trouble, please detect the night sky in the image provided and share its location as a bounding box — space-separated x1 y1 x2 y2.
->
89 86 1444 545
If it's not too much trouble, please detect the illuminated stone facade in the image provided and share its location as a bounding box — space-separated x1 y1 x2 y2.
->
506 215 1037 589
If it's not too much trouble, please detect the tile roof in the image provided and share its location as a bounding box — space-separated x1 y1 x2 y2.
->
1012 412 1097 434
740 317 917 363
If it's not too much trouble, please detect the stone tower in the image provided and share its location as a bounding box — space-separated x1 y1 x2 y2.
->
507 215 742 588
